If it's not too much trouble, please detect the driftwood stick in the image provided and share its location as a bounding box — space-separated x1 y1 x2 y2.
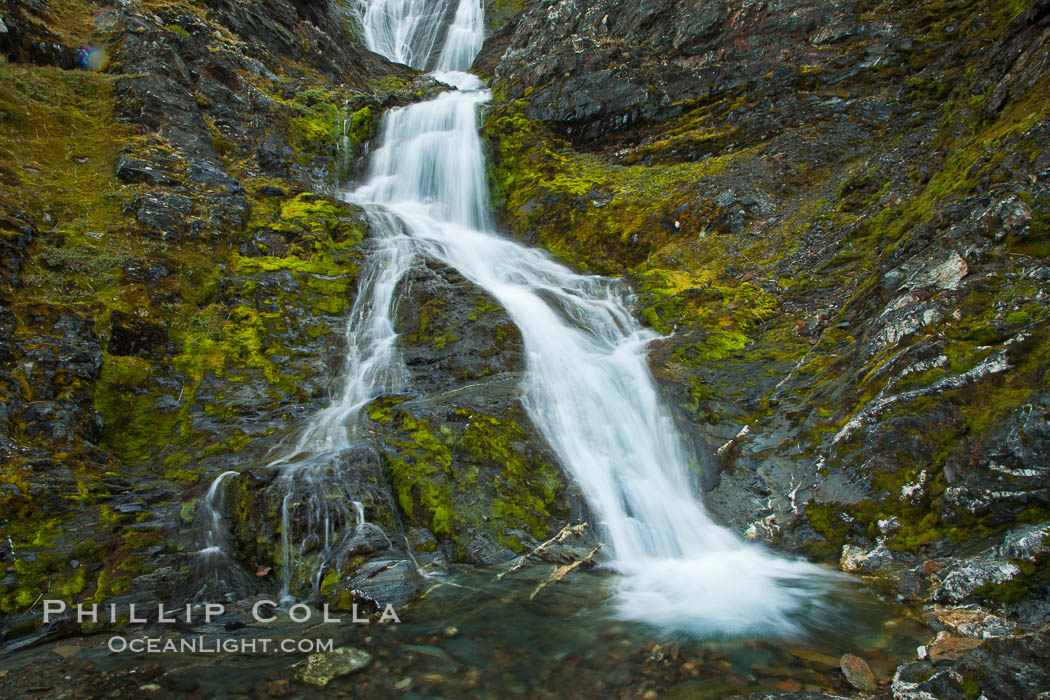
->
528 545 602 601
496 522 589 580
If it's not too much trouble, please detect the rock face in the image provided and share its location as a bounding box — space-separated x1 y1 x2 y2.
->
0 0 440 642
369 259 577 564
479 0 1050 693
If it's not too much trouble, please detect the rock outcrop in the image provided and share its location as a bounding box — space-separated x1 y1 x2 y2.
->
479 0 1050 695
0 0 433 641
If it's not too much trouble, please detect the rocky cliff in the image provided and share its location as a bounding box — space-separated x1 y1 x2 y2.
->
1 0 1049 697
478 0 1050 695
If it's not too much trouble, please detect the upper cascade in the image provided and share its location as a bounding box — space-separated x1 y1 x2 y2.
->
357 0 483 72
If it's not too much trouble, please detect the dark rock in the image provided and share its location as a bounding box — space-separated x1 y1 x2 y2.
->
896 628 1050 699
395 258 524 392
256 134 296 177
14 305 104 444
125 190 195 240
347 559 422 607
188 159 244 193
256 185 287 198
123 259 173 282
115 156 181 187
108 311 170 360
0 204 38 288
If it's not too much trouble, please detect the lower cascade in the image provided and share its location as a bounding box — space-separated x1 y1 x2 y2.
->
192 0 841 638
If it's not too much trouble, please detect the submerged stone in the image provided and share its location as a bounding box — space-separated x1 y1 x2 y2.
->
293 647 373 688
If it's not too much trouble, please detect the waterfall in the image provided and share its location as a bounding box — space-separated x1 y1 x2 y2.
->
198 0 835 637
356 0 454 70
344 0 836 637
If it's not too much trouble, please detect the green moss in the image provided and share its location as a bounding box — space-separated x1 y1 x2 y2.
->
345 105 377 146
165 24 191 39
0 62 131 244
289 88 345 153
1004 310 1030 325
94 354 180 465
180 499 198 524
468 300 503 322
386 413 457 538
0 514 106 613
366 395 410 424
454 409 562 545
380 406 565 552
404 297 460 349
482 102 752 272
958 674 983 699
485 0 527 29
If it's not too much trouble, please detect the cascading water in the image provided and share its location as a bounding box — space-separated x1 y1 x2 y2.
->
356 0 454 69
200 0 836 637
346 0 837 637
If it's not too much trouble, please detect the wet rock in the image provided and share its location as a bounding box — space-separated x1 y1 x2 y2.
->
464 535 518 565
942 395 1050 525
293 647 372 688
891 660 942 700
346 559 422 607
188 159 244 194
934 558 1022 605
394 258 524 392
840 541 898 574
925 632 984 662
227 446 398 577
369 393 575 565
898 628 1050 699
14 306 104 443
839 653 877 692
933 523 1049 604
944 627 1050 698
928 605 1016 639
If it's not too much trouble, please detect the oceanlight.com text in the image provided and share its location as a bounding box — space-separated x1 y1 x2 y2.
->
107 636 336 655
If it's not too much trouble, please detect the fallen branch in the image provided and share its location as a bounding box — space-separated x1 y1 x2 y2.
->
529 545 601 601
497 522 589 580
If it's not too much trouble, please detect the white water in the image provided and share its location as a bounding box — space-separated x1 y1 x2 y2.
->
357 0 453 69
341 0 837 637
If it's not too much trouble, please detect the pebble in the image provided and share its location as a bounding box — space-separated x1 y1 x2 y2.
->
840 653 877 692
